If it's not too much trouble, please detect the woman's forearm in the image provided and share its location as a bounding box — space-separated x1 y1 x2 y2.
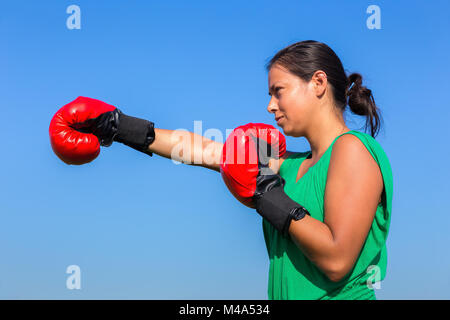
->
148 128 223 172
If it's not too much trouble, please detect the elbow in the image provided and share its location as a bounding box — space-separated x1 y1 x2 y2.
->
322 260 352 283
325 271 347 283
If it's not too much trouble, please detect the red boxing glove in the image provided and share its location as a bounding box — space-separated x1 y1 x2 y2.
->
49 96 117 165
220 123 286 208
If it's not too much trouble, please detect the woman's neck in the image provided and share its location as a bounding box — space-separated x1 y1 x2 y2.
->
305 115 349 164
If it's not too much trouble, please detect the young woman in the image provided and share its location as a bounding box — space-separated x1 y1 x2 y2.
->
50 40 393 300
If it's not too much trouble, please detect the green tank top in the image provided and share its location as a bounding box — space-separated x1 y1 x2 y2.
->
262 130 393 300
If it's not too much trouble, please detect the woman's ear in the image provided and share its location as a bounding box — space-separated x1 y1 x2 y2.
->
311 70 328 97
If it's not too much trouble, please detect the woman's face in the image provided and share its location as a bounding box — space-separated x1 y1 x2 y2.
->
267 64 319 137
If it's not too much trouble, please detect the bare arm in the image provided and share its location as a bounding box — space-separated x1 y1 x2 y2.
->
147 128 289 173
147 128 223 172
287 135 383 282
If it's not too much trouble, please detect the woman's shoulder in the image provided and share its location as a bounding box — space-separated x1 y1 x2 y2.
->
336 130 391 168
339 130 383 151
333 130 393 203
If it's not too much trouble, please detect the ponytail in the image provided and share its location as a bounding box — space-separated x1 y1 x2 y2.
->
346 73 382 137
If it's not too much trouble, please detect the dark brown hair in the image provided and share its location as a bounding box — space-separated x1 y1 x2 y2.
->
266 40 382 137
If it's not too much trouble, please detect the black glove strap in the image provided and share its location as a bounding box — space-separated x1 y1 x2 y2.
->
114 110 156 156
255 186 309 236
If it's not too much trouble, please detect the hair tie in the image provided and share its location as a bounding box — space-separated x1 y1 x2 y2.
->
348 81 355 91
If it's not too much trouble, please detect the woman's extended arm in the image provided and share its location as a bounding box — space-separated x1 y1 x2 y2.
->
147 128 289 173
148 128 224 172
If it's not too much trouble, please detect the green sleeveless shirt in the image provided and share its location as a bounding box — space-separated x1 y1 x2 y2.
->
262 130 393 300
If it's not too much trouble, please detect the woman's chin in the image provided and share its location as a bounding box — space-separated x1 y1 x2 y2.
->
278 124 291 136
281 125 302 138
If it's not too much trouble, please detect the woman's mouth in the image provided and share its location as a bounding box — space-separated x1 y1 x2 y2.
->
276 116 284 124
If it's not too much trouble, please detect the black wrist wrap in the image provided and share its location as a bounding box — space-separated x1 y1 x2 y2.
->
255 186 307 236
114 111 155 156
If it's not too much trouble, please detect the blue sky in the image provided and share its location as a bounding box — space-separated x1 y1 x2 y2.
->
1 0 449 299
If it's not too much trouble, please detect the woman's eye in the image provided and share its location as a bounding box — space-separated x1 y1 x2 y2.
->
269 87 283 96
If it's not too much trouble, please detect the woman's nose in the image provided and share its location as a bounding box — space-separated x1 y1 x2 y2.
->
267 97 278 114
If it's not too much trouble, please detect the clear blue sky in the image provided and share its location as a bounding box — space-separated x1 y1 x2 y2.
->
1 0 449 299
